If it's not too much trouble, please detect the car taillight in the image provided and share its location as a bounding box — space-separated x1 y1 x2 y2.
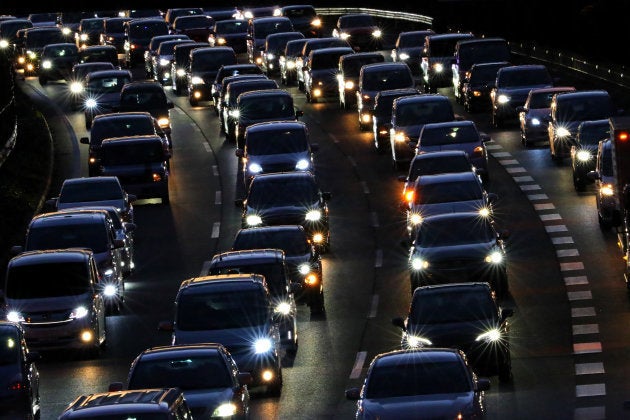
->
9 381 26 391
473 146 484 157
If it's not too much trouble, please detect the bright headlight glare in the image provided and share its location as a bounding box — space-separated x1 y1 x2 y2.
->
158 117 170 128
266 53 275 60
557 127 571 138
80 34 88 41
62 27 72 35
497 94 509 104
601 184 614 196
7 311 24 323
410 213 422 225
476 328 501 342
212 403 237 417
70 306 89 319
312 233 324 243
530 117 541 126
577 150 591 162
217 37 226 45
372 29 382 38
0 40 8 49
286 60 295 69
176 68 186 77
399 52 409 60
42 60 52 69
311 18 322 27
275 302 291 315
340 33 350 40
432 63 443 72
298 263 310 275
411 257 428 270
85 98 97 108
70 82 84 93
104 284 117 296
254 338 272 354
479 207 490 217
159 58 170 66
305 210 321 221
191 76 204 85
344 80 354 90
248 163 263 173
229 109 240 118
246 214 262 226
407 334 432 348
295 159 310 170
394 131 406 143
485 251 503 264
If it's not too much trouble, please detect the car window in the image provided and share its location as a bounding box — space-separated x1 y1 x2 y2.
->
498 68 551 88
248 177 319 208
254 20 293 39
91 117 155 145
86 75 131 94
396 101 454 126
339 15 374 28
469 64 504 84
557 96 614 121
6 261 91 299
415 179 482 204
121 90 166 109
528 91 557 109
363 68 413 91
27 221 110 253
215 20 247 34
247 128 308 155
191 51 237 71
59 180 123 202
343 55 384 77
129 21 169 38
311 52 347 70
578 124 609 146
415 216 494 246
408 155 472 179
410 289 496 323
129 355 232 390
420 124 479 146
101 142 165 165
233 230 310 256
208 262 286 296
398 33 426 48
240 96 294 119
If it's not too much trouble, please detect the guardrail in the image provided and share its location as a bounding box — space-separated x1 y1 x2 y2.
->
315 7 433 26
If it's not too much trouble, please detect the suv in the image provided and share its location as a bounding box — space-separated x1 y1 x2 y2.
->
391 30 434 78
144 34 191 79
212 63 264 115
332 13 383 52
38 42 79 85
158 274 284 396
276 4 323 38
279 38 308 86
303 46 355 103
75 17 105 49
12 209 126 313
80 112 170 176
371 87 419 154
17 26 66 76
262 31 304 76
59 388 193 419
82 69 133 129
420 32 474 93
3 249 107 355
247 16 294 65
100 16 131 55
571 119 610 192
232 225 325 314
517 86 576 147
296 37 351 91
337 52 385 110
236 171 331 253
222 77 278 141
123 18 169 68
588 137 620 229
170 41 208 95
204 249 299 354
357 62 415 131
78 44 119 67
117 81 174 136
392 282 513 382
187 46 238 107
462 61 511 113
99 136 171 204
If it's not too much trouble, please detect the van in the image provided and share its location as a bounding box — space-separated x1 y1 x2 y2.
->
123 18 169 68
247 16 294 65
420 32 474 93
3 249 107 355
187 46 238 106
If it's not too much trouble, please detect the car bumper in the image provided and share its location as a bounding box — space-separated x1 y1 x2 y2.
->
22 320 96 350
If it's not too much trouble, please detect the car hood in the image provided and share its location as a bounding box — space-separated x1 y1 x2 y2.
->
101 162 166 177
361 393 476 419
183 388 236 416
174 326 266 348
6 294 91 316
247 151 310 168
57 198 126 211
414 200 486 218
407 319 496 346
399 47 422 57
415 240 495 260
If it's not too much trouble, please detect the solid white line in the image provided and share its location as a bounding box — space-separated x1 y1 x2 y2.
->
374 249 383 268
527 193 549 200
564 275 589 286
552 236 574 244
546 225 568 232
556 249 579 257
568 290 592 301
211 222 220 238
560 262 585 271
368 295 379 318
350 351 367 379
215 191 222 205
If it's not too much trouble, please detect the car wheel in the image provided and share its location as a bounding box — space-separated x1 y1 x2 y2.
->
286 337 298 356
305 90 312 103
298 80 304 91
266 369 283 397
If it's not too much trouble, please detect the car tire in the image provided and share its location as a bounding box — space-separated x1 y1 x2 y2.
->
286 337 298 356
298 80 304 91
189 97 198 107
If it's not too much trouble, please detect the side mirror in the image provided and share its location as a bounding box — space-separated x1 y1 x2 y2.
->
235 149 244 158
45 197 58 209
392 316 406 330
480 133 491 142
322 191 332 201
157 320 174 332
476 377 491 392
108 382 124 392
586 170 601 181
345 387 361 401
80 137 90 145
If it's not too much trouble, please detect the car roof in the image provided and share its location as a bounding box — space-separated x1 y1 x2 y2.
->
413 149 469 160
93 112 154 122
62 176 120 186
415 171 479 185
555 89 610 100
251 171 316 183
426 32 474 41
246 120 307 133
413 281 493 295
192 46 235 55
579 119 610 128
9 248 93 266
236 225 306 235
101 135 164 146
252 16 292 23
30 209 109 226
310 46 354 56
63 388 184 414
395 94 450 105
361 62 410 72
374 348 464 366
121 81 164 92
418 211 489 225
529 86 576 95
180 273 267 290
376 88 420 99
340 52 384 62
422 120 476 130
85 69 132 79
137 343 225 359
238 88 291 99
457 37 506 46
498 64 547 73
211 248 285 263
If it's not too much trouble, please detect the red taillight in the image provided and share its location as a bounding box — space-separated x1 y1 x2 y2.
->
404 190 414 203
9 381 25 391
617 131 629 141
473 146 484 157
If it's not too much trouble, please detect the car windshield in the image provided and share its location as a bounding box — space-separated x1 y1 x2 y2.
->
458 41 510 70
365 359 471 398
0 327 20 365
419 124 479 146
408 155 472 180
217 67 263 84
398 32 427 48
410 289 496 323
6 261 90 299
246 128 307 155
340 15 374 28
255 20 294 39
104 19 127 32
311 52 346 70
120 89 167 110
191 51 236 71
208 263 286 296
578 123 609 146
285 40 307 56
59 180 123 203
176 16 212 29
81 19 104 31
233 229 310 256
266 33 302 52
86 75 131 94
248 177 319 208
215 20 247 34
415 216 495 246
468 64 505 85
528 91 560 109
557 96 614 121
226 81 278 106
396 101 454 126
66 414 169 420
101 141 164 165
29 13 58 24
177 288 268 330
239 96 294 120
91 117 155 146
374 93 413 117
498 68 552 88
158 42 187 55
128 354 232 390
415 179 482 205
44 45 77 58
26 30 65 48
343 55 384 77
26 221 109 253
73 64 115 80
429 36 472 57
80 50 116 63
362 68 413 91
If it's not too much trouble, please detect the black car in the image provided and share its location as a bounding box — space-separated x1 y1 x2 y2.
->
371 87 419 153
78 44 119 67
337 51 385 110
212 63 264 115
332 13 383 52
391 29 434 78
392 282 514 382
571 119 610 192
236 171 331 253
144 34 190 79
462 61 511 113
406 211 509 298
82 69 133 129
303 46 355 103
279 38 308 86
276 4 323 38
187 46 238 106
38 42 79 85
221 77 278 141
262 31 304 76
170 14 214 42
170 41 209 95
0 321 41 420
117 81 174 136
75 17 105 49
100 16 131 55
123 18 169 69
208 19 249 54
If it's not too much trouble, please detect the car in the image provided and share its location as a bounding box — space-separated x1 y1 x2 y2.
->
452 37 510 102
100 16 131 56
27 12 59 28
204 249 300 354
337 51 385 110
17 27 66 76
59 388 194 419
588 137 621 229
402 170 497 238
99 136 171 204
296 37 351 91
571 119 610 191
164 7 205 31
158 274 284 396
12 209 126 313
233 89 304 149
231 225 325 314
392 282 514 382
389 94 457 170
391 29 434 78
78 44 119 67
462 61 512 113
345 348 490 420
170 14 215 42
517 86 577 147
47 176 136 224
208 18 249 54
275 5 322 38
0 321 40 420
108 343 252 420
261 31 304 76
170 41 209 95
548 89 619 161
0 18 32 54
332 13 383 52
415 120 491 183
420 32 475 93
3 249 107 354
117 80 175 136
246 16 294 66
236 171 331 253
490 64 553 128
75 17 105 49
123 18 169 69
151 39 195 86
237 120 318 188
221 77 278 140
279 38 308 86
67 62 116 108
211 63 264 115
37 42 79 85
303 46 355 103
187 46 238 107
58 12 93 38
82 69 133 129
144 34 190 79
371 87 419 153
405 211 509 298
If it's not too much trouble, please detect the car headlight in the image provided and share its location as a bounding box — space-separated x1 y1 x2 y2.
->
0 39 9 49
7 311 24 323
80 33 88 41
103 284 118 297
229 109 240 118
286 60 295 69
27 50 36 59
298 263 311 275
70 82 84 94
213 403 237 417
399 52 409 61
344 80 354 90
295 159 310 170
311 18 322 27
217 37 227 45
340 32 350 40
476 328 501 343
530 117 541 126
406 334 432 348
576 150 592 162
102 268 114 279
42 60 52 69
266 53 275 60
275 302 291 315
410 257 428 270
191 76 204 85
393 131 407 143
85 98 98 109
176 68 186 77
432 62 443 73
497 94 509 104
556 127 571 138
246 214 262 226
601 184 614 196
254 337 273 354
372 29 382 38
158 117 170 129
409 213 422 225
62 27 72 36
159 58 170 67
305 210 321 221
69 306 89 319
478 207 491 217
485 251 503 264
248 162 263 173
